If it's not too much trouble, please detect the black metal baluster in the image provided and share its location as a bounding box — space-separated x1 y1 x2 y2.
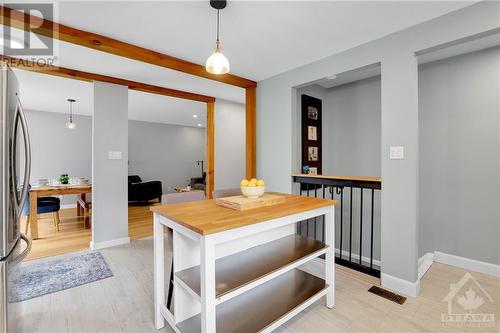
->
359 188 363 265
370 188 375 269
349 187 353 262
304 184 310 237
292 176 381 277
339 187 343 260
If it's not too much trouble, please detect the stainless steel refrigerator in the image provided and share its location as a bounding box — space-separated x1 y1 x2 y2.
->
0 62 32 333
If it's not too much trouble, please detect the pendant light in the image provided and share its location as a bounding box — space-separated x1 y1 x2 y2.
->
65 98 76 129
206 0 230 75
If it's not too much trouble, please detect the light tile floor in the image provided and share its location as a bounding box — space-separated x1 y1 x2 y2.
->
16 238 500 333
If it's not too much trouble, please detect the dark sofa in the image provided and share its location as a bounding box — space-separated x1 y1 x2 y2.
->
128 175 162 203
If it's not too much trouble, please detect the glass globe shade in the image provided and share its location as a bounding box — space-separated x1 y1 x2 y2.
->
66 121 76 129
206 48 230 75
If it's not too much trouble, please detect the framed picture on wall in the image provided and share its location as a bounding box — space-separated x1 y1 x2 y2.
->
308 126 317 141
308 146 318 161
307 106 318 120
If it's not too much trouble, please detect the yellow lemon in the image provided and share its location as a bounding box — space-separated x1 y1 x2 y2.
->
257 179 265 186
250 178 257 183
248 179 257 187
240 179 249 187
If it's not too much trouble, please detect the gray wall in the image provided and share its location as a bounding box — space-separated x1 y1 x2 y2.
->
419 47 500 265
92 82 129 245
325 77 381 176
128 120 205 193
25 110 91 205
214 99 245 190
26 112 206 198
326 77 382 262
257 1 500 288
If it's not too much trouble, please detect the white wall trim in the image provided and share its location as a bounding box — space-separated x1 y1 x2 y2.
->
418 252 434 280
335 248 381 267
381 273 420 298
434 251 500 278
90 237 130 250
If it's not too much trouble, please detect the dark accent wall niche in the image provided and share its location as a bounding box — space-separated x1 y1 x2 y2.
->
301 94 322 176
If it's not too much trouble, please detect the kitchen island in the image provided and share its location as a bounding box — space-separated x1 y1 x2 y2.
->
151 193 336 333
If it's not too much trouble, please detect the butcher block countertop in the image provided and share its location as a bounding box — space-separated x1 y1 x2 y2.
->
150 192 336 236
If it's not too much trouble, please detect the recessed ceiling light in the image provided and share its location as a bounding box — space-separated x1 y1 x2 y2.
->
326 75 337 80
193 114 198 118
197 123 202 127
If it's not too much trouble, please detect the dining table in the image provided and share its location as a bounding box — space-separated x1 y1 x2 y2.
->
28 184 92 239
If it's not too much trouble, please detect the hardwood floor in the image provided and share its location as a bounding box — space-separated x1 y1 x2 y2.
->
24 204 154 261
16 237 500 333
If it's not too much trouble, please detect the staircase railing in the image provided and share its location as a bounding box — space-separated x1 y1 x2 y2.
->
292 174 382 277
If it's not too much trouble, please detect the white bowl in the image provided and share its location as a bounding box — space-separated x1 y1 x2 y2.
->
241 186 265 199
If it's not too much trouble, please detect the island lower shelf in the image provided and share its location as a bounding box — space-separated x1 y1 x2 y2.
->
175 234 328 301
177 268 327 333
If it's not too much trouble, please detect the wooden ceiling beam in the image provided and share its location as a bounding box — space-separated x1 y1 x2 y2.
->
0 5 257 89
1 55 215 103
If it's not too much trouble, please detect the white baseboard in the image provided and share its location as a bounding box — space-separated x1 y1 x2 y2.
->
381 273 420 298
90 237 130 250
418 252 434 280
434 251 500 278
335 248 381 267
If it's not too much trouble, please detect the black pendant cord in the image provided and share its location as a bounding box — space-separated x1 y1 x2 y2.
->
67 99 75 123
216 9 220 44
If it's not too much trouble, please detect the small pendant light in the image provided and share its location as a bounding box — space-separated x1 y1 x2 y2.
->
65 98 76 129
206 0 230 75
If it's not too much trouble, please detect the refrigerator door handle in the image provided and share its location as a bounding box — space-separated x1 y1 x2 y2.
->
10 233 32 265
11 98 31 218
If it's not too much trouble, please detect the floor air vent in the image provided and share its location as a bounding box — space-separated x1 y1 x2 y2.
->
368 286 407 304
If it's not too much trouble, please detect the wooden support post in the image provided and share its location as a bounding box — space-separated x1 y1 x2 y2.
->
245 86 257 179
206 101 215 199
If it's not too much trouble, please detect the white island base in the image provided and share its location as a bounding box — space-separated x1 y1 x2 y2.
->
152 194 336 333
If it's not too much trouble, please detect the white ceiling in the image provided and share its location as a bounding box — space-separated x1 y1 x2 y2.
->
14 69 207 127
5 1 476 124
53 0 473 81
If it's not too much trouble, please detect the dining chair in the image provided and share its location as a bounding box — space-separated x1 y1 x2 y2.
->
161 191 206 310
212 188 241 199
77 193 92 228
22 187 61 234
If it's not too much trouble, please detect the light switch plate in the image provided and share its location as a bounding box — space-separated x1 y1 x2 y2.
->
390 146 404 160
108 151 122 160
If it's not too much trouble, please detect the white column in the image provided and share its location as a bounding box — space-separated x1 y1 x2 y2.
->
380 53 420 297
91 81 130 249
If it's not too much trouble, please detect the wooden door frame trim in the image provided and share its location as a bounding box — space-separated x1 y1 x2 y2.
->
245 87 256 179
206 101 215 199
0 5 256 88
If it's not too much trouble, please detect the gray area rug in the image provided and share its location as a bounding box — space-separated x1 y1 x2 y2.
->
9 251 113 302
